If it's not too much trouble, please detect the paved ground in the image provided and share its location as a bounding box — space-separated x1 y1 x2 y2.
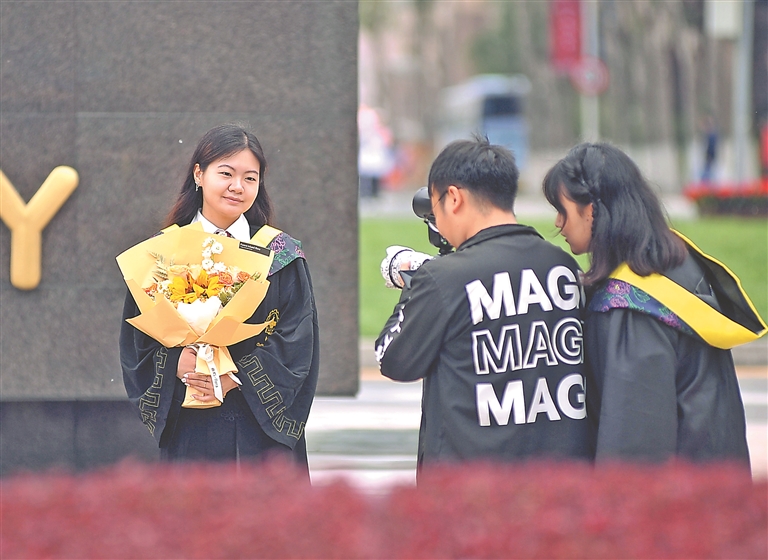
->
307 376 420 494
306 338 767 494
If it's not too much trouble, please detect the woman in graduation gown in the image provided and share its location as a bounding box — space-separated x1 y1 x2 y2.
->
120 124 319 469
542 142 766 467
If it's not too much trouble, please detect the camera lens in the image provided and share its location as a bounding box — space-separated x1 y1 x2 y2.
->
412 186 433 220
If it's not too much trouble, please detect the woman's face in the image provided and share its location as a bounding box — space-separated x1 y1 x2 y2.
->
195 149 260 229
555 186 593 255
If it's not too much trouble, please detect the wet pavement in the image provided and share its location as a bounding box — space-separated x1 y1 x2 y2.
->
359 188 699 220
306 376 421 494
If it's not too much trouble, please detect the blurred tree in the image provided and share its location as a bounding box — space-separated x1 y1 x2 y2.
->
413 0 436 141
471 4 524 75
359 1 391 109
754 0 768 130
470 1 580 149
359 0 388 32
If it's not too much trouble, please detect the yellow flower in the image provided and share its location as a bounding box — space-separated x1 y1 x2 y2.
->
191 269 222 300
168 274 196 303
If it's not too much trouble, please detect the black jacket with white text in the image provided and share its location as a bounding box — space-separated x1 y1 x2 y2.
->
375 224 592 467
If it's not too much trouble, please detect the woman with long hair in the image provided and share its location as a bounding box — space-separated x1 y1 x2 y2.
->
120 124 319 469
543 142 765 466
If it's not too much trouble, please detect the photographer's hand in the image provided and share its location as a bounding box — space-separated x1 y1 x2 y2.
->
380 246 433 289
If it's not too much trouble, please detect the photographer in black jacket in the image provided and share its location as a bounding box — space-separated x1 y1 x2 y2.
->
375 137 592 469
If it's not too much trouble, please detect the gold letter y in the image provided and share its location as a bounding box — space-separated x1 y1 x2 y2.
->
0 167 79 290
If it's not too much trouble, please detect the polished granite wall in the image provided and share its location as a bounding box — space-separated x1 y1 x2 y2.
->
0 1 358 473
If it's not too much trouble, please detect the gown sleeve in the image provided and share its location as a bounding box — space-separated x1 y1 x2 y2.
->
120 290 185 445
375 266 448 382
586 308 679 462
233 257 320 449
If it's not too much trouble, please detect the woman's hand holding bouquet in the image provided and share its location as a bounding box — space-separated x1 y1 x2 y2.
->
176 346 241 405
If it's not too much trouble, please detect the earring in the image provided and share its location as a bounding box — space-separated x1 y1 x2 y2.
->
195 182 201 192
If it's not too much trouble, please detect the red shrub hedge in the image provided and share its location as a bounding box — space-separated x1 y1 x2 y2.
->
2 459 765 559
380 462 766 559
683 179 768 216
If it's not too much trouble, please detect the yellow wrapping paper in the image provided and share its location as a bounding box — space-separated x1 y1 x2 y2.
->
116 223 275 408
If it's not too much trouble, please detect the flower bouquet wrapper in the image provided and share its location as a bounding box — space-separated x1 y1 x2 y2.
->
116 223 275 408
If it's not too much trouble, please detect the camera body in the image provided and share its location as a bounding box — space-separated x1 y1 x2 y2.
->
379 186 455 290
411 186 454 255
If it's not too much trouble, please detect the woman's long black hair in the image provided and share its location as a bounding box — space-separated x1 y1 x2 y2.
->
164 124 275 228
542 142 686 286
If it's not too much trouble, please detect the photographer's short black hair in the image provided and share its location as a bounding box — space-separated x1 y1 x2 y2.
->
427 135 519 212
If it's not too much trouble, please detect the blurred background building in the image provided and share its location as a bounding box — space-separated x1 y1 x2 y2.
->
358 0 768 195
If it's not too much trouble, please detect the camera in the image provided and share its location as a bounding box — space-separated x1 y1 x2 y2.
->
380 187 455 290
411 186 454 255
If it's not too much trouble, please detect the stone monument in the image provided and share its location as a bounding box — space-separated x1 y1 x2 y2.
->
0 0 359 474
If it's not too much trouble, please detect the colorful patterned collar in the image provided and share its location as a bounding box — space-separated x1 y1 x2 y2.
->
588 279 695 338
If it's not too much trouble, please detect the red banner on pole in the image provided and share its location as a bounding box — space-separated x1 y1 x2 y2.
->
550 0 582 72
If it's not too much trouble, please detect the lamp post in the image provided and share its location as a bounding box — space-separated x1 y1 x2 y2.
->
732 0 754 183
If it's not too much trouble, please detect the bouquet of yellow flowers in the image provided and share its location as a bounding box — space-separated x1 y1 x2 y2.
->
116 223 274 408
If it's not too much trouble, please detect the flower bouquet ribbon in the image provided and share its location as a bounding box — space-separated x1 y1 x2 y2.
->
116 222 275 408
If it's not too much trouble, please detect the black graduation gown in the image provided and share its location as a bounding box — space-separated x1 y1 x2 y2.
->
120 226 319 467
585 251 753 467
